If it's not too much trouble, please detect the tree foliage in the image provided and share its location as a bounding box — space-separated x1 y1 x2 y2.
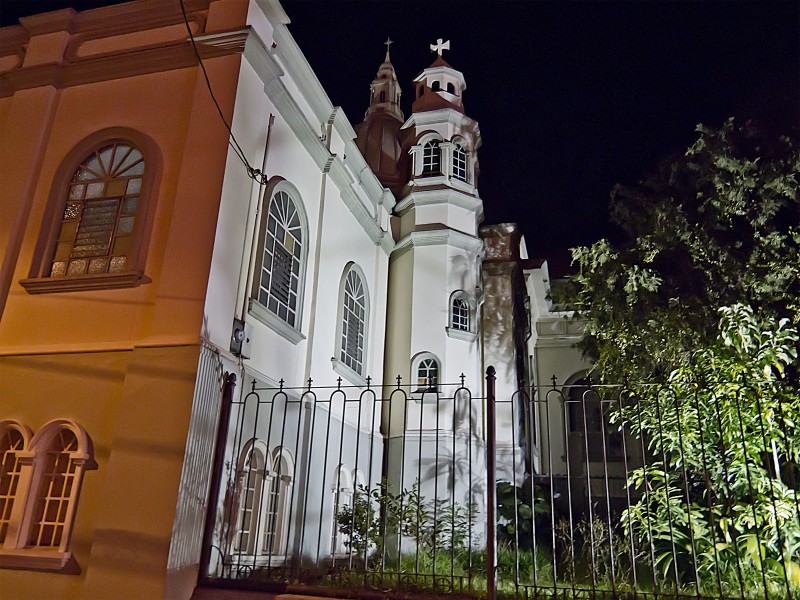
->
571 119 799 381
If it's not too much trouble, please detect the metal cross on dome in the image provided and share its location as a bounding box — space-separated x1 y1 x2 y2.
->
430 38 450 56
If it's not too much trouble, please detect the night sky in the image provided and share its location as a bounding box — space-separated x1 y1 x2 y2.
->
3 1 799 268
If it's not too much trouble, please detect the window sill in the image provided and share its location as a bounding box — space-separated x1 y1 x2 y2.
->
0 548 72 571
249 299 305 345
19 271 146 294
331 358 368 387
446 326 477 342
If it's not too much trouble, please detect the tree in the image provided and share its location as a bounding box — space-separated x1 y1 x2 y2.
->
568 119 800 594
571 119 799 382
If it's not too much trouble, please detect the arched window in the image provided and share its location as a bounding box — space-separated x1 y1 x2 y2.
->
566 378 624 462
379 91 386 102
412 352 440 393
421 141 441 176
50 142 144 278
234 444 266 554
446 82 455 94
452 143 468 182
431 81 441 92
330 464 354 556
337 264 370 379
254 181 308 337
262 448 293 557
0 422 29 544
451 295 470 331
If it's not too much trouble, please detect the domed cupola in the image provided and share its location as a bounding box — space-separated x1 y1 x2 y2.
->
355 38 407 195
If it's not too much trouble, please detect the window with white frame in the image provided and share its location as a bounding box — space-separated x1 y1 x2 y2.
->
0 422 28 545
452 142 468 182
421 141 441 176
412 353 440 393
234 445 265 554
0 419 93 571
254 183 307 333
451 294 470 331
338 265 369 377
262 448 293 557
231 444 294 562
330 465 354 556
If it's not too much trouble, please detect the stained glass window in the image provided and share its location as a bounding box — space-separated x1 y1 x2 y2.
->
51 143 144 278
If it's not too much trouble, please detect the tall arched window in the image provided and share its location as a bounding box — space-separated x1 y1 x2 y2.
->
234 445 266 554
330 464 354 556
452 143 468 182
262 448 293 558
337 264 370 378
421 141 441 176
254 182 308 334
451 297 470 331
50 142 144 278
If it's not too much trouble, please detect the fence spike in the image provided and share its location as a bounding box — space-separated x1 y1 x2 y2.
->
251 379 257 392
278 378 284 391
336 376 342 390
307 377 313 391
460 373 466 387
366 375 371 389
551 374 558 388
396 374 402 389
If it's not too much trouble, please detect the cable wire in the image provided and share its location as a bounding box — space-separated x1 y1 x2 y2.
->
178 0 267 184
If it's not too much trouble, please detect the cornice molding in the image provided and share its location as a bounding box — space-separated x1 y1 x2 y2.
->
0 28 247 98
391 228 482 260
395 187 483 218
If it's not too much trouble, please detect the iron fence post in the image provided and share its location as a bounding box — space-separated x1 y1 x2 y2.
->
486 366 497 600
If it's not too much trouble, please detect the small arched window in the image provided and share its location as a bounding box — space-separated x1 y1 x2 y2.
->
379 91 386 102
431 80 441 92
50 142 145 278
421 141 442 176
452 143 468 182
412 352 440 393
338 265 369 377
253 181 308 339
446 82 455 94
451 296 470 331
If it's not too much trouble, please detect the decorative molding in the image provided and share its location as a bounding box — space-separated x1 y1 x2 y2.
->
0 28 247 97
391 228 483 261
395 187 483 218
19 271 146 294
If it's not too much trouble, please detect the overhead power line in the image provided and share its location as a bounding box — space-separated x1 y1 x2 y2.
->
178 0 268 185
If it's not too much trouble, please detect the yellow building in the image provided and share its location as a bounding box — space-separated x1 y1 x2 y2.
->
0 1 249 597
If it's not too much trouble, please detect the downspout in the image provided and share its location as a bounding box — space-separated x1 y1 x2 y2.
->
237 114 275 319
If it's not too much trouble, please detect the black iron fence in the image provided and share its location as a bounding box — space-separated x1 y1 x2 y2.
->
200 369 800 600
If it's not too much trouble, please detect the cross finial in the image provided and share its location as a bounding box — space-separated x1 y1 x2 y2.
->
384 36 394 62
430 38 450 57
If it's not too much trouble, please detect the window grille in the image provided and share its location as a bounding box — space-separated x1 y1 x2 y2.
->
416 358 439 391
340 269 367 375
0 428 24 543
259 190 303 327
421 141 441 176
28 429 79 548
452 143 468 181
235 448 264 554
451 297 470 331
50 143 144 277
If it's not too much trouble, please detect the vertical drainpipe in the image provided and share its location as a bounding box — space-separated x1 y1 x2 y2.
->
237 114 275 319
293 110 336 556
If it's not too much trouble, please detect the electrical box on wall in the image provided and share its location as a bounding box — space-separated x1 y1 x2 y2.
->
230 317 252 359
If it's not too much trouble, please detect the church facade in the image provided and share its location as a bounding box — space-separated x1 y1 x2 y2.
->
0 1 591 598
